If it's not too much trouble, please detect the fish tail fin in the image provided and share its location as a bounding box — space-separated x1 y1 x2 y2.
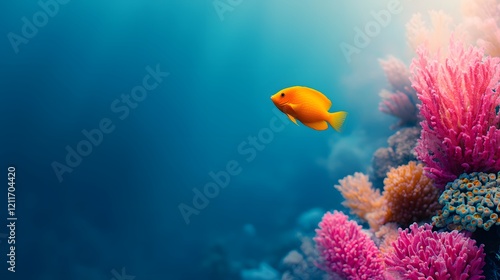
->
327 111 347 132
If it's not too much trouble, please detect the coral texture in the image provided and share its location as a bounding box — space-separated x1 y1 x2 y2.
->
382 162 441 226
371 127 420 186
379 91 418 128
374 223 399 255
406 10 455 54
462 0 500 57
337 161 439 230
411 39 500 188
385 223 486 279
281 237 330 280
379 56 413 94
314 211 384 280
334 173 384 229
378 56 419 128
433 172 500 232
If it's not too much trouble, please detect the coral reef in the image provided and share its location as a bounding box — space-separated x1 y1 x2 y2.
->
281 237 330 280
406 10 455 54
462 0 500 57
411 39 500 188
371 127 420 187
433 172 500 232
378 56 419 129
382 161 440 226
334 173 384 229
337 161 440 230
311 4 500 279
385 223 486 279
314 211 384 280
373 223 399 255
379 56 413 94
379 91 418 129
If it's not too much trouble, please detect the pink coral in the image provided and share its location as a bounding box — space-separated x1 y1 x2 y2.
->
411 39 500 188
379 56 420 128
314 211 384 280
462 0 500 57
379 56 413 93
406 11 456 54
379 90 419 128
385 223 486 279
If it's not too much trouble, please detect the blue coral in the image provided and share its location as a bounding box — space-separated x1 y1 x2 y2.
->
433 172 500 232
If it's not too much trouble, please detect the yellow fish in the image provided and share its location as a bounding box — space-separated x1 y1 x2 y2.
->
270 86 347 131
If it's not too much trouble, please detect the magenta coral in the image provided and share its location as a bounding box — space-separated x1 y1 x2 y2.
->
463 0 500 57
411 39 500 188
385 223 486 279
314 211 384 280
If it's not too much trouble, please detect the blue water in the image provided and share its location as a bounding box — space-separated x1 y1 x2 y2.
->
0 1 462 279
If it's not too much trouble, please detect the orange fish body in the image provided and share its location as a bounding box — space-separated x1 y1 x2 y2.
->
270 86 347 131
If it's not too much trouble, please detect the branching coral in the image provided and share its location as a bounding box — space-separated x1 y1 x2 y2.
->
379 90 418 128
314 211 384 280
411 38 500 188
379 56 413 93
462 0 500 57
334 173 384 229
433 172 500 232
378 56 419 128
406 10 455 54
337 162 439 230
382 161 441 226
385 223 486 279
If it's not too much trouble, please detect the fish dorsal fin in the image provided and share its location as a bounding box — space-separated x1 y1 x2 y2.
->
298 86 331 110
286 114 299 125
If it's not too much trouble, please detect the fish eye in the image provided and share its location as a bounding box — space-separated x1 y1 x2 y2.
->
281 93 285 97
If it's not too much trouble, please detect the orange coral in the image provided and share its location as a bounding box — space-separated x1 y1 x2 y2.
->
382 162 440 226
334 173 385 229
335 162 440 230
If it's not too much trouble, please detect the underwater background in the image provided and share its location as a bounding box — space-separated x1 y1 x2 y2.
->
1 0 494 279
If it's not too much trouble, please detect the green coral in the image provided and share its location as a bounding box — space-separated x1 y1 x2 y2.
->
433 172 500 232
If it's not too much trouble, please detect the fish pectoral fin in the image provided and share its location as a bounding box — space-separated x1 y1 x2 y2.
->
286 114 299 125
282 103 299 114
303 121 328 130
288 103 300 111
